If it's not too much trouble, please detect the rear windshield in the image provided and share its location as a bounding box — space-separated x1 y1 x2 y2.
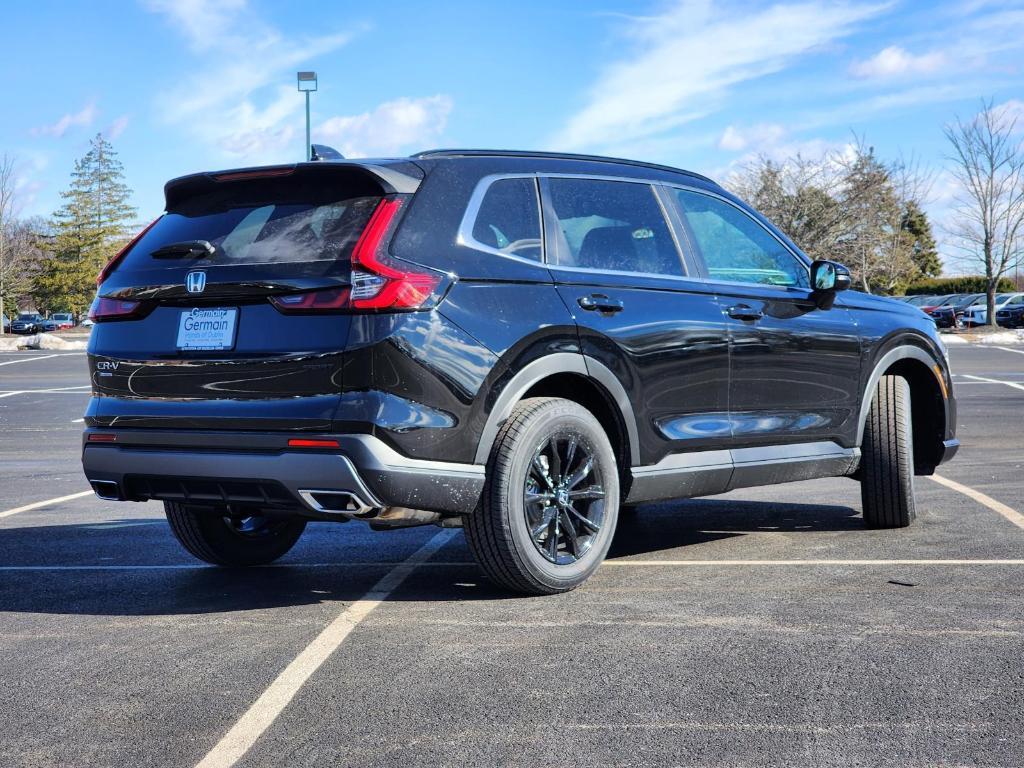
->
121 177 382 271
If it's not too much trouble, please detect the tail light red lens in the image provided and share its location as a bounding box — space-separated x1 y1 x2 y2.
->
269 287 351 313
287 438 340 448
97 216 162 286
88 297 143 322
349 198 442 310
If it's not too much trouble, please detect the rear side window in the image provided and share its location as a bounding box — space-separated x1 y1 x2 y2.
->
469 177 542 261
674 189 809 288
122 180 382 271
546 178 683 277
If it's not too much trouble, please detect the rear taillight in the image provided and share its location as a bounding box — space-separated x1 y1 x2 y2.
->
97 216 163 286
349 197 442 310
269 287 351 313
268 196 445 315
88 297 143 322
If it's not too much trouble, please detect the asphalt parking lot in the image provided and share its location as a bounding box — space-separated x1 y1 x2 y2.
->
2 345 1024 767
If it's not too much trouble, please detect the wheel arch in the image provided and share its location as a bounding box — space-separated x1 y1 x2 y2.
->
857 344 949 475
473 354 640 470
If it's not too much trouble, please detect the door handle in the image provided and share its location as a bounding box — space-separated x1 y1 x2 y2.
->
727 304 763 321
578 295 624 313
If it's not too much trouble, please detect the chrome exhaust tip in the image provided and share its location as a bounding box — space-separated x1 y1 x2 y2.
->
298 490 376 516
91 480 123 501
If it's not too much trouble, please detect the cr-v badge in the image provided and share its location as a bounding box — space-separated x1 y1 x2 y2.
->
186 271 207 294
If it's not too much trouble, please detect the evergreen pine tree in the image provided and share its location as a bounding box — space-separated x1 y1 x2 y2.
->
34 133 136 315
900 201 941 278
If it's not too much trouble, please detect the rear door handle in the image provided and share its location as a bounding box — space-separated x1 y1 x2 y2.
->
727 304 763 321
578 295 624 313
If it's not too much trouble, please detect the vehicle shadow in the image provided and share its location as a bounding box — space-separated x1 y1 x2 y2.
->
0 497 861 616
608 497 862 559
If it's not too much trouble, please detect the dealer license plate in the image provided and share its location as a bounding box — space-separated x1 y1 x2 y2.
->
176 308 238 351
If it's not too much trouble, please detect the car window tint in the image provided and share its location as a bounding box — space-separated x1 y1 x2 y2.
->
674 189 809 289
546 178 684 277
470 178 542 261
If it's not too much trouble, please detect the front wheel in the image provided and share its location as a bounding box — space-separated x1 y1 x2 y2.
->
164 501 307 566
860 375 916 529
464 397 620 595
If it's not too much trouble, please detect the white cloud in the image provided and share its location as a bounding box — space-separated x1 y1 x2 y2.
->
718 123 787 152
105 115 130 140
147 0 357 162
552 0 886 152
31 102 98 138
994 99 1024 131
142 0 247 51
318 96 453 157
850 46 947 78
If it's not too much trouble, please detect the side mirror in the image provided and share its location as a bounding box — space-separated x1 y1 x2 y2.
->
812 260 851 293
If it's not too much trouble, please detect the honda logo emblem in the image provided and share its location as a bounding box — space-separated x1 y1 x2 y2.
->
185 271 207 294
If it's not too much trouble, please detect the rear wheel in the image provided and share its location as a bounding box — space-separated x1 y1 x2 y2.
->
164 501 306 566
464 397 619 595
860 375 916 529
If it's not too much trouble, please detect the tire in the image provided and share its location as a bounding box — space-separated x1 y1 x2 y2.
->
464 397 620 595
860 375 916 529
164 501 307 566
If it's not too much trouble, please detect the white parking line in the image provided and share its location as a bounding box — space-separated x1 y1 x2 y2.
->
0 490 94 520
0 354 60 366
602 559 1024 566
0 387 91 396
194 528 456 768
995 346 1024 356
3 558 1024 573
929 474 1024 529
959 373 1024 392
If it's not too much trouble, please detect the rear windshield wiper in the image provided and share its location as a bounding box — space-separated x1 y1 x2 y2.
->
150 240 216 259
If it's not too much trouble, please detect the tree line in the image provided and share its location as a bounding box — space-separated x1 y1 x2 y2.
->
0 133 136 325
727 99 1024 324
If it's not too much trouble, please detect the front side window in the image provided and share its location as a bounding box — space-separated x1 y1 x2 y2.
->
546 178 684 277
674 189 809 289
470 177 542 261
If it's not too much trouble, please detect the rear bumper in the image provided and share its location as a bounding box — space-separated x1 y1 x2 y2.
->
81 429 484 516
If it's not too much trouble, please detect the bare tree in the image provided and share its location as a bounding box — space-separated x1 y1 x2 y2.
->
0 154 18 333
945 99 1024 326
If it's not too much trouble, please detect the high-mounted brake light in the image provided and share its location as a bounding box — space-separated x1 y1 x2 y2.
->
349 198 442 310
213 167 294 182
88 297 143 322
97 216 162 286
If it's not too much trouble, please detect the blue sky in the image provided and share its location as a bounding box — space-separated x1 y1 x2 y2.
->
3 0 1023 269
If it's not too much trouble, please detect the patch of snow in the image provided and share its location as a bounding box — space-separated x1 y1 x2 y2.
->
0 333 88 351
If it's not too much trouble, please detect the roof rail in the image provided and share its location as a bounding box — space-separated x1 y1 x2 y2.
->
410 149 714 183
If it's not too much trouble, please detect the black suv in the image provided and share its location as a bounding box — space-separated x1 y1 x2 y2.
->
82 150 958 594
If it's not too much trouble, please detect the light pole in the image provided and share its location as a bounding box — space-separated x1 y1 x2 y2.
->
297 71 317 161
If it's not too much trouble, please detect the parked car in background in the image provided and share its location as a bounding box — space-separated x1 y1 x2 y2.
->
964 293 1024 327
81 149 959 595
40 318 61 332
904 295 939 308
2 315 9 332
10 313 43 335
928 293 984 329
996 294 1024 328
51 312 75 330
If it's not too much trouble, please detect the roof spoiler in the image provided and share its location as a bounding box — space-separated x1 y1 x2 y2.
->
163 160 424 209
